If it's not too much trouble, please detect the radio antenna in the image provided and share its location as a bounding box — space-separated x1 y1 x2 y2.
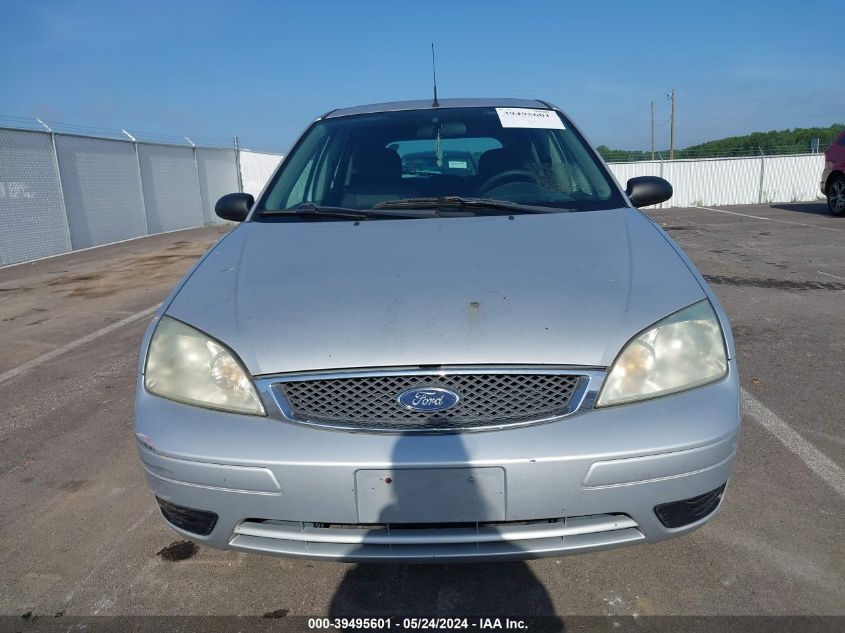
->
431 43 440 108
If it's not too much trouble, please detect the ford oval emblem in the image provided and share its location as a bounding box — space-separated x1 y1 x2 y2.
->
396 386 460 412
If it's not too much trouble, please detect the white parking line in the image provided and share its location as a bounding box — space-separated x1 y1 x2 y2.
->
742 388 845 498
0 305 158 387
697 206 842 232
62 506 157 608
818 271 844 280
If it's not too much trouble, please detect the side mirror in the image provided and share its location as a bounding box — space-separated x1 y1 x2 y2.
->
215 192 254 222
625 176 673 208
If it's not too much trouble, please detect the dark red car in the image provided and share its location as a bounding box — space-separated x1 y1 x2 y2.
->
821 129 845 215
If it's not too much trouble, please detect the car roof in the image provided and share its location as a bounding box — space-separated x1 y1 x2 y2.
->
322 98 556 119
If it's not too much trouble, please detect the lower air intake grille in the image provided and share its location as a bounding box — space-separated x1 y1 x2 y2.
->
275 371 583 431
654 483 727 528
229 514 643 561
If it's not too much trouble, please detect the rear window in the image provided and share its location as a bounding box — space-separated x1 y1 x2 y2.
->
389 138 502 177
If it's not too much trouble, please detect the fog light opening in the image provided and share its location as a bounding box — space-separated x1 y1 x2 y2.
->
654 483 726 528
155 496 218 536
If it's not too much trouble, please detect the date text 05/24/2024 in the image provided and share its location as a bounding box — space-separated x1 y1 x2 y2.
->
307 618 529 630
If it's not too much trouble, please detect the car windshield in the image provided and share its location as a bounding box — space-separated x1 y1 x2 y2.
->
256 106 627 218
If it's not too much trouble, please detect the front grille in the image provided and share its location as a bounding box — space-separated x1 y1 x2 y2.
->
275 371 583 431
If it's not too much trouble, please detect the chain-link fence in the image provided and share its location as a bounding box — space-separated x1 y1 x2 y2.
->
0 124 283 266
0 128 71 264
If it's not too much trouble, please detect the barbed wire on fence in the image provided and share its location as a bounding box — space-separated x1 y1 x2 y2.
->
0 114 285 153
2 114 833 162
597 143 832 163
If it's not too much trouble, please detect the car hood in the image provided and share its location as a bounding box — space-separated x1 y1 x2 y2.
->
166 209 705 375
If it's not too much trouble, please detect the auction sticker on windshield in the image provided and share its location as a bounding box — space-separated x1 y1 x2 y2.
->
495 107 565 129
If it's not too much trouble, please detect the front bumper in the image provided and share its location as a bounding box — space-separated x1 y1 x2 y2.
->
135 360 740 563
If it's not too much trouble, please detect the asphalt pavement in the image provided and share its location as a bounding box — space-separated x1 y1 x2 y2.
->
0 204 842 622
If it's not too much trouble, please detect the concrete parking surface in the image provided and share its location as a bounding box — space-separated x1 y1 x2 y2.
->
0 204 843 619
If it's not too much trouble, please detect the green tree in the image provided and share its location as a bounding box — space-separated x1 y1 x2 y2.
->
598 124 844 161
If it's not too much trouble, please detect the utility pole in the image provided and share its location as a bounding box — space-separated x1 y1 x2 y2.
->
650 100 655 160
669 88 676 161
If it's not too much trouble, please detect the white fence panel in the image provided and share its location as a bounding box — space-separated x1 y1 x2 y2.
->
761 154 825 204
664 157 761 207
0 128 71 265
137 144 204 233
240 150 283 197
196 148 239 224
608 153 824 208
56 135 147 249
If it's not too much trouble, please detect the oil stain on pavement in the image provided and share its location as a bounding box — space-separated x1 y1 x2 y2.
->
156 540 199 562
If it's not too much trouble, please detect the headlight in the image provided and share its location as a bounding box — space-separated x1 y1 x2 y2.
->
144 316 265 416
596 300 727 407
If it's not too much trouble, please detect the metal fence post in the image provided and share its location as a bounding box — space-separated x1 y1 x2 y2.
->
37 118 74 251
234 135 244 193
659 153 665 209
123 129 150 235
757 147 766 204
186 137 206 225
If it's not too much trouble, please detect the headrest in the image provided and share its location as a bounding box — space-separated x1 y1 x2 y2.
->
478 148 521 178
353 147 402 185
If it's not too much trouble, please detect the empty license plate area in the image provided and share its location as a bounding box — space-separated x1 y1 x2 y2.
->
355 467 506 524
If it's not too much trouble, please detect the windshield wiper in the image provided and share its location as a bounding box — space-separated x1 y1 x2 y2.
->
259 203 432 220
372 196 566 215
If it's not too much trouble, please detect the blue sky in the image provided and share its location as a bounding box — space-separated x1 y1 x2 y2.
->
1 0 841 152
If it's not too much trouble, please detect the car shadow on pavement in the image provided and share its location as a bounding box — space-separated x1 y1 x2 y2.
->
328 561 556 616
327 433 558 622
770 202 831 217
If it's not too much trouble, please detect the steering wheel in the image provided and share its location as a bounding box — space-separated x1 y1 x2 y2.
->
478 169 538 196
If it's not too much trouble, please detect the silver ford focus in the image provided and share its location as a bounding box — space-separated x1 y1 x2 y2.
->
135 98 740 562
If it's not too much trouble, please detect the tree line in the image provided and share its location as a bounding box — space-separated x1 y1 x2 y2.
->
597 124 845 162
